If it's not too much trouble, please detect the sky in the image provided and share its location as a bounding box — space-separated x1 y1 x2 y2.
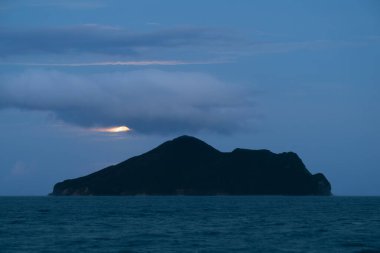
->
0 0 379 196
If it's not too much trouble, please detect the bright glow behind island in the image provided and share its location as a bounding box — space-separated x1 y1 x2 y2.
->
94 126 131 133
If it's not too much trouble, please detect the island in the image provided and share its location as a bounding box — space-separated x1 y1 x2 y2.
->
51 135 331 196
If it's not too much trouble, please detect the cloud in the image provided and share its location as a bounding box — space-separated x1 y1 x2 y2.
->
0 25 239 58
0 70 256 134
247 39 367 55
3 60 227 67
0 0 106 10
10 161 28 177
1 24 363 65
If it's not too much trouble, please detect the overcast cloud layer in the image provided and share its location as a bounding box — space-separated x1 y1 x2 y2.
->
0 25 239 61
1 24 360 66
0 70 255 134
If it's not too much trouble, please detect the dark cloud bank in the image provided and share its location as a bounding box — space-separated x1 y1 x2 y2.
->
0 24 347 65
0 25 237 58
0 70 255 134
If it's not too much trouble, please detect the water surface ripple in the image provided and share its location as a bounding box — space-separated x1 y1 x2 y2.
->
1 196 379 252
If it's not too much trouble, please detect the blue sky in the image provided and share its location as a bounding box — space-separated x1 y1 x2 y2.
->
0 0 379 195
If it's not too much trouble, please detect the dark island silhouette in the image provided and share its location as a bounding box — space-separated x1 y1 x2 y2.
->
51 135 331 196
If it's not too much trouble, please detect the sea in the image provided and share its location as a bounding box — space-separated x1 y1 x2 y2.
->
1 196 379 253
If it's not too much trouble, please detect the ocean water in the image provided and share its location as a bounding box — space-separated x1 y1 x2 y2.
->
1 196 380 253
